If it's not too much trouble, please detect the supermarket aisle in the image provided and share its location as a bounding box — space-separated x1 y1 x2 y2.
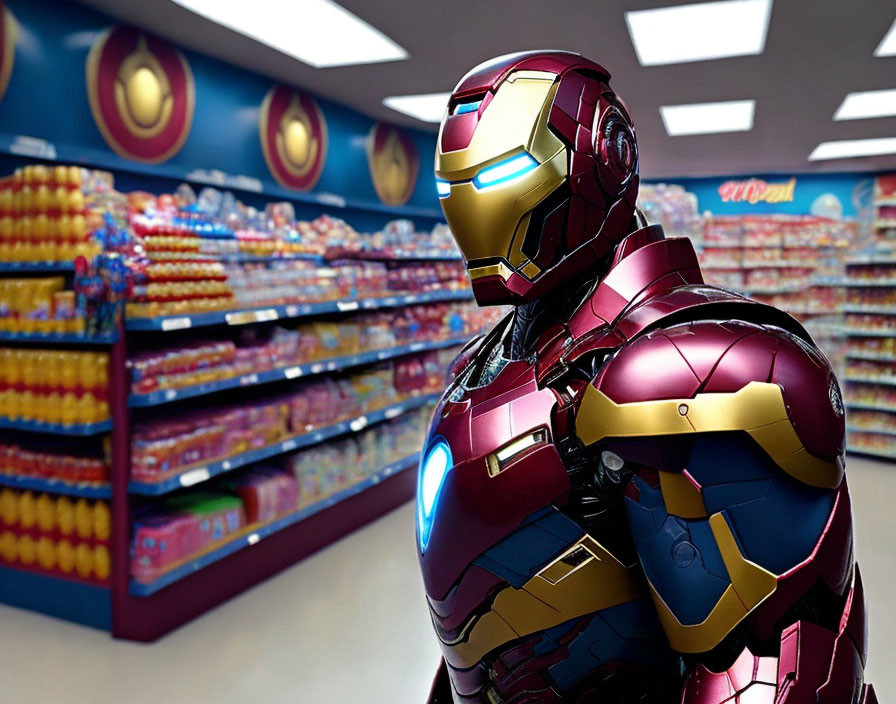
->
0 456 893 704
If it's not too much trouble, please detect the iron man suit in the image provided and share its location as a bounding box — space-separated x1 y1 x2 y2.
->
415 51 875 703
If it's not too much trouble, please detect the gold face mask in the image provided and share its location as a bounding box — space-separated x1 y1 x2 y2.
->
435 70 569 289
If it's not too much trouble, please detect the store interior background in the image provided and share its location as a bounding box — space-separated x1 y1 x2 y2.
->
0 0 894 701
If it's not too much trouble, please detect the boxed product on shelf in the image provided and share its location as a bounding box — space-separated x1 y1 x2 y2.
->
0 348 110 425
0 488 110 582
0 277 84 335
131 492 247 584
0 440 108 485
218 466 299 524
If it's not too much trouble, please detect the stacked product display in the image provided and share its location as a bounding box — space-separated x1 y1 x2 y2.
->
843 173 896 460
0 160 494 639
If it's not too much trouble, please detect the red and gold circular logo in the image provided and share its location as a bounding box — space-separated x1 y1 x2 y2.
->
0 2 17 104
86 26 194 163
367 123 419 207
259 86 327 191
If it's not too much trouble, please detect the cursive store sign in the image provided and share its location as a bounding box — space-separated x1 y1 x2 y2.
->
718 177 797 204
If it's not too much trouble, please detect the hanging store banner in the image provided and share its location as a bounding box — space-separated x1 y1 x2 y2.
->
718 177 797 204
259 86 327 191
85 25 195 163
367 122 419 207
0 2 15 104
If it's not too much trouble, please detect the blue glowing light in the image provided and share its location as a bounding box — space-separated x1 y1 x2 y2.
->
455 100 482 115
472 153 539 189
417 438 452 552
436 179 451 198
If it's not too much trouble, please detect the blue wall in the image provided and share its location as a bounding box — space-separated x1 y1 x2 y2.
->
0 0 441 231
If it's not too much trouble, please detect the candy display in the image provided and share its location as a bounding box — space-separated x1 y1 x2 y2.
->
0 349 110 425
128 301 495 395
0 165 103 264
131 407 429 584
0 277 84 335
130 351 452 483
0 441 108 486
0 488 111 582
323 218 460 260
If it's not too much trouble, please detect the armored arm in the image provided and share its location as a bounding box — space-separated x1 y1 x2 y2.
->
575 320 875 703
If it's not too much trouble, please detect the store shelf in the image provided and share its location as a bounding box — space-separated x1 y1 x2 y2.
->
843 305 896 315
0 331 117 345
129 452 419 597
128 393 438 495
847 351 896 363
847 444 896 460
0 261 74 273
742 261 815 269
844 328 896 338
0 132 443 221
811 278 848 287
0 474 111 499
325 251 462 262
124 289 474 331
844 280 896 287
846 256 896 265
0 417 112 435
128 335 469 407
845 375 896 386
743 285 804 295
847 425 896 437
0 564 110 630
846 401 896 414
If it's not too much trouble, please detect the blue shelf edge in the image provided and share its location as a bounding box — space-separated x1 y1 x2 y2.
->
0 474 112 499
124 289 474 332
0 331 117 346
128 393 439 496
128 335 469 407
0 564 110 630
0 418 112 436
0 261 74 273
129 453 420 596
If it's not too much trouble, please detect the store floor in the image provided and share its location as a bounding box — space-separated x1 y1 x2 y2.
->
0 456 893 704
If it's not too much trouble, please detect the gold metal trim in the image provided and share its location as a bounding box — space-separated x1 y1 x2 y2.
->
647 512 778 653
485 429 547 477
658 470 707 518
577 381 842 489
438 535 641 668
0 6 15 104
468 262 513 282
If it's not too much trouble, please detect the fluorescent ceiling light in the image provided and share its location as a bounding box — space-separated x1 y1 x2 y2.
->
834 89 896 120
660 100 755 136
171 0 408 68
625 0 773 66
383 92 451 123
875 19 896 56
809 138 896 161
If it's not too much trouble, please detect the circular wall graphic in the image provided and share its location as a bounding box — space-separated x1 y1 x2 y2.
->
86 26 195 163
259 85 327 191
367 123 419 207
0 2 17 104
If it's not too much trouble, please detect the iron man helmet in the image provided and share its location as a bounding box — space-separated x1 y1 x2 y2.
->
436 50 639 305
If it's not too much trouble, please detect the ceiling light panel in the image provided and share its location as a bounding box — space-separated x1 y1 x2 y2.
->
171 0 408 68
809 138 896 161
625 0 773 66
660 100 755 136
834 89 896 120
875 19 896 57
382 93 451 123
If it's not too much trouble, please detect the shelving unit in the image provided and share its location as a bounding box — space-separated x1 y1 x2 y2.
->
842 173 896 461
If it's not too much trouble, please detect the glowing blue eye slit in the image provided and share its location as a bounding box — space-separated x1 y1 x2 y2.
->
417 439 452 552
436 179 451 198
454 100 482 115
473 153 539 189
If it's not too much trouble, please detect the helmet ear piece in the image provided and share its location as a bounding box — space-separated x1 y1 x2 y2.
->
594 99 638 198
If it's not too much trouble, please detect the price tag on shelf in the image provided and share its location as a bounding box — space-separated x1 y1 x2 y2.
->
384 406 403 419
165 389 178 401
405 295 419 304
336 301 359 312
377 351 389 360
349 416 369 432
247 533 261 546
409 342 425 352
285 305 299 317
180 467 211 487
284 366 303 379
226 308 279 325
326 361 337 371
161 317 192 331
239 373 259 386
281 438 298 452
222 460 232 470
310 363 324 374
